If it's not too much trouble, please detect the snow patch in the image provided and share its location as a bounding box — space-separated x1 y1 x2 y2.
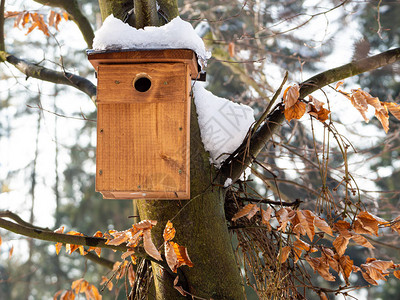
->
92 15 210 69
224 178 233 188
193 84 255 167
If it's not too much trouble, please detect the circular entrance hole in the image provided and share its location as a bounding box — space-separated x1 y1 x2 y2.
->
134 76 152 92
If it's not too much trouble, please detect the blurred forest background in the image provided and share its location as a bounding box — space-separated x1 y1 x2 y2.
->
0 0 399 299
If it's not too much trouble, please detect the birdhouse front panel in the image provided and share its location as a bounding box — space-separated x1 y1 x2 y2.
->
94 60 192 200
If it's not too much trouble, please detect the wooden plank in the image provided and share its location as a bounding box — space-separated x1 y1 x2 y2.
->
88 49 200 80
96 102 189 192
97 63 186 104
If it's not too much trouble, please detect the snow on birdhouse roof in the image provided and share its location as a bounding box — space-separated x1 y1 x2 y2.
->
92 15 211 69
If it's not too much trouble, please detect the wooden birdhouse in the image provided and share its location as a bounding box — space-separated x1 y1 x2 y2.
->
88 49 201 200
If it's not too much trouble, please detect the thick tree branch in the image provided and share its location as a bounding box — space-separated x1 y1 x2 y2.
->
157 0 178 21
221 47 400 182
134 0 159 28
34 0 94 48
0 52 96 102
85 252 115 269
0 0 5 52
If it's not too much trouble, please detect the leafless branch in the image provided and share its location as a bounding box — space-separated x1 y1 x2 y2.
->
221 47 400 182
34 0 94 48
1 52 96 102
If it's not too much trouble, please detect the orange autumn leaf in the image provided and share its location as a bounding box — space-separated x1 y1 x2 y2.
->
334 220 352 238
353 211 381 236
71 278 88 294
134 219 157 230
292 238 317 263
335 80 344 90
228 42 235 58
60 290 75 300
54 13 62 30
350 234 374 249
62 11 69 21
53 289 64 300
85 284 101 300
121 249 136 260
55 242 62 255
54 226 65 234
143 229 162 261
9 245 14 258
390 216 400 234
278 246 291 263
393 270 400 280
128 264 136 287
0 235 2 248
308 104 331 122
165 241 179 272
314 215 333 236
333 235 349 256
261 207 273 231
275 207 291 231
48 10 56 27
171 241 194 268
305 255 335 281
360 259 394 284
283 84 300 108
298 210 315 241
284 100 306 122
231 203 259 221
100 276 113 291
338 255 354 281
163 220 176 242
384 101 400 120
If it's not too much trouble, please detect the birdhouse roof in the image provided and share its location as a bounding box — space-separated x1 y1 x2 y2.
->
87 48 205 81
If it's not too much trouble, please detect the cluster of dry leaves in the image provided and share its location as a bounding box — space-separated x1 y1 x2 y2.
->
282 81 400 133
336 81 400 133
4 10 68 36
54 278 102 300
52 220 193 298
283 84 331 123
232 204 400 286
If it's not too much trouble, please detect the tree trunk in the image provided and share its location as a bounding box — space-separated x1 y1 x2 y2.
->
97 2 245 298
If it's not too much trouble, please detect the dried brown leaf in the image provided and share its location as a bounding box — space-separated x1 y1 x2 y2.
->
350 234 374 249
283 84 300 108
333 235 349 256
171 241 194 268
335 80 344 90
143 229 162 261
128 264 136 287
260 207 272 231
384 102 400 120
278 246 291 263
231 204 259 221
163 220 176 242
314 215 333 236
100 276 113 291
48 10 56 27
55 242 62 255
134 219 157 230
339 255 354 281
165 241 179 273
284 100 307 122
228 42 235 57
